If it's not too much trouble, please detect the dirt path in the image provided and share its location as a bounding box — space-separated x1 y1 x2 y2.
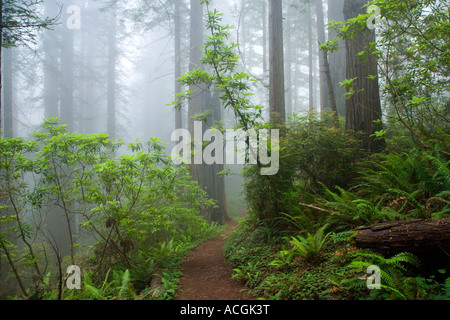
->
175 221 253 300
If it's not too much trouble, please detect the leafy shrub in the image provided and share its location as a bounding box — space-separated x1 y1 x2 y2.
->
243 113 364 221
0 119 220 299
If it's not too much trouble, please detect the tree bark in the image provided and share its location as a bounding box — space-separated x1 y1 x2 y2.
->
323 49 339 126
262 1 268 75
43 0 59 121
355 219 450 257
343 0 384 153
174 0 183 130
60 0 75 132
328 0 346 117
285 7 292 116
315 0 328 113
107 4 117 140
0 0 3 137
3 47 13 137
188 0 204 189
307 0 314 113
268 0 285 124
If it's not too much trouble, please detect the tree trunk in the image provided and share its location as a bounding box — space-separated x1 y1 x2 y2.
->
107 4 117 140
204 90 231 224
307 0 314 113
343 0 384 153
285 7 292 116
43 0 59 121
315 0 328 114
188 0 204 186
60 1 75 132
0 0 3 137
323 49 339 126
268 0 285 124
262 1 268 76
3 47 13 137
328 0 346 117
81 0 100 134
355 219 450 257
175 0 183 130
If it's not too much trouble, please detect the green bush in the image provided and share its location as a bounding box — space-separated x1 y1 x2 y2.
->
243 113 364 222
0 119 221 299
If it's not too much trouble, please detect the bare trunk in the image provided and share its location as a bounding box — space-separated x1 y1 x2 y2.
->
344 0 384 152
269 0 285 124
285 9 292 116
315 0 328 113
323 49 339 126
308 1 314 113
107 5 117 140
262 1 268 75
3 47 13 137
175 0 183 129
43 0 59 121
60 1 74 131
0 0 3 136
328 0 346 117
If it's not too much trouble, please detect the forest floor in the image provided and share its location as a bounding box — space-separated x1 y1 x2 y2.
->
175 220 254 300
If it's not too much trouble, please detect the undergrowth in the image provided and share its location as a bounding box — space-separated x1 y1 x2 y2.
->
225 215 449 300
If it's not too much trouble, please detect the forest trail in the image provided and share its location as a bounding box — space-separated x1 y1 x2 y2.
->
175 220 253 300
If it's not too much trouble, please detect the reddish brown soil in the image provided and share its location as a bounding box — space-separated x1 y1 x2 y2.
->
175 221 254 300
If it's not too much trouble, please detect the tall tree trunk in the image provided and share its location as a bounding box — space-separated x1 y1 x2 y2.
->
188 0 203 136
0 0 3 137
308 0 314 113
285 7 292 116
328 0 346 117
323 50 339 126
107 4 117 140
268 0 285 124
344 0 384 152
188 0 230 224
174 0 183 130
188 0 208 216
3 47 13 137
315 0 328 113
204 90 230 224
60 2 75 132
81 0 99 134
43 0 59 121
262 0 268 75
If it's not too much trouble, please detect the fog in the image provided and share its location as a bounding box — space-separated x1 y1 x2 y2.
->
4 0 322 142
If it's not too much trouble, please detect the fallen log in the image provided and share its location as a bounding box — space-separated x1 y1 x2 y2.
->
354 218 450 257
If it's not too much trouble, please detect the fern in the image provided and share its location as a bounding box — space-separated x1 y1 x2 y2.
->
425 154 450 187
348 251 422 299
118 269 131 298
289 224 330 263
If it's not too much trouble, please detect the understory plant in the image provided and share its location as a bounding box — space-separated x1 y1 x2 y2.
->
0 119 220 299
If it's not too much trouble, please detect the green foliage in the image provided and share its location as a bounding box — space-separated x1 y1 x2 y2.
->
0 120 222 299
243 113 363 221
355 150 450 219
344 251 446 300
1 0 57 47
289 225 331 264
327 0 450 155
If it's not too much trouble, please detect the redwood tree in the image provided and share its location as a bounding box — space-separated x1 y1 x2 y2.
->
268 0 285 124
343 0 384 152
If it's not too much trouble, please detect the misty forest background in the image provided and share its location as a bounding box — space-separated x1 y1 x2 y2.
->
0 0 449 300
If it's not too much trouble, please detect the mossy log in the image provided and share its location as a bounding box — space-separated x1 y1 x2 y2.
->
355 218 450 257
